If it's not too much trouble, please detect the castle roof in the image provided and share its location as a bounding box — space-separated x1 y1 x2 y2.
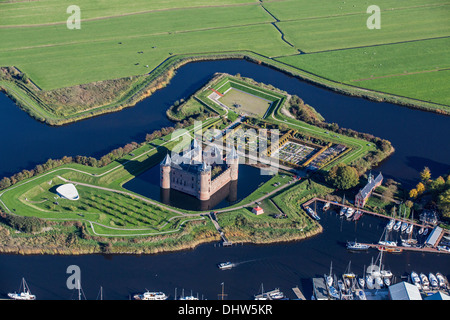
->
226 145 238 160
160 153 171 166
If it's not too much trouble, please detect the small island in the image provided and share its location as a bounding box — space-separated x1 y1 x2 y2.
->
0 73 397 255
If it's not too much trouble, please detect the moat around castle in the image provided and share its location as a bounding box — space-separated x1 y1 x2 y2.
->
123 145 271 212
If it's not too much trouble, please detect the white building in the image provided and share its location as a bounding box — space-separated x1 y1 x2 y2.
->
56 183 80 201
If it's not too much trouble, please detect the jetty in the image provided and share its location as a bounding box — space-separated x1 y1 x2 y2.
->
208 212 232 246
303 198 450 254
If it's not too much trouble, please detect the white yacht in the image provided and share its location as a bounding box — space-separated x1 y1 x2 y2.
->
411 271 421 288
133 291 168 300
436 273 446 288
386 219 395 231
429 273 439 288
8 278 36 300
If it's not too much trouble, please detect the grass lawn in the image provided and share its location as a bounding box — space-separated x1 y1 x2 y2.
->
219 88 273 117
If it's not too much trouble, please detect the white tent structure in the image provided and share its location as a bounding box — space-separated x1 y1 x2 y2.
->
56 183 80 201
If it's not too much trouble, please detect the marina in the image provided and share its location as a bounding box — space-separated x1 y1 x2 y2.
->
303 198 450 255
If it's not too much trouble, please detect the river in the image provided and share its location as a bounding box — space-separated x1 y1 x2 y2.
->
0 59 449 300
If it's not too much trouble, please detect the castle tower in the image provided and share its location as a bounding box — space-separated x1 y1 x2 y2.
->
198 161 211 201
190 139 203 164
160 154 171 189
227 146 239 181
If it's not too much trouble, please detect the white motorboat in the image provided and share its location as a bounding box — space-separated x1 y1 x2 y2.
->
420 273 429 290
423 228 428 236
386 219 395 231
436 273 446 288
418 227 424 235
218 262 234 270
384 277 391 286
8 278 36 300
345 207 355 219
366 275 374 289
323 202 330 211
381 270 393 278
401 222 408 233
133 291 168 300
356 289 366 300
346 241 370 251
393 220 402 231
406 224 413 234
411 271 421 289
429 273 439 288
340 207 347 216
375 276 384 288
358 277 365 289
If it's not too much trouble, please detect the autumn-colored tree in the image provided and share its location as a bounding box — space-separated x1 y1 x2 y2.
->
420 167 431 182
409 188 418 199
416 182 425 194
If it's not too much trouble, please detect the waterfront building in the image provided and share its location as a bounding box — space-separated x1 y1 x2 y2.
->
160 139 239 201
355 172 383 208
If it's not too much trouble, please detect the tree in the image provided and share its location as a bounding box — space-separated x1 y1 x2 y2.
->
438 189 450 217
420 167 431 182
326 163 359 190
409 188 418 199
416 182 425 194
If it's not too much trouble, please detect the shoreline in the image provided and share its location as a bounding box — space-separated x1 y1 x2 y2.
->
1 52 448 127
0 223 323 256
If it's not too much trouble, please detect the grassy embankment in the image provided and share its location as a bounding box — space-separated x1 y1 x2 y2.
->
0 0 448 125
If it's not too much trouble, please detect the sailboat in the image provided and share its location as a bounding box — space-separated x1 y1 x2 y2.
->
8 278 36 300
393 220 402 231
386 219 395 231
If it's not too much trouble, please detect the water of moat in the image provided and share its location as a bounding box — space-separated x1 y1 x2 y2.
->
0 59 449 300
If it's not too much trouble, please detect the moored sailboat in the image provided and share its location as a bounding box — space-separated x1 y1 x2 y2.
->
8 278 36 300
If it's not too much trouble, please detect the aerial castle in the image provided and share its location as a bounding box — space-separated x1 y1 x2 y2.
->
160 139 239 201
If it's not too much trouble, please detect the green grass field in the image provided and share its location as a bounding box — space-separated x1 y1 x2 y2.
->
0 0 448 120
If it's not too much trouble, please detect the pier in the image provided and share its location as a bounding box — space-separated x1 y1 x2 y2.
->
303 198 450 253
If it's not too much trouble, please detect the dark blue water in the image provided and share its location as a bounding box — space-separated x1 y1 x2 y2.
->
0 59 449 300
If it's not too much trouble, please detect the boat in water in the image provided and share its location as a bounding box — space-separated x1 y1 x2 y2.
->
411 271 421 289
8 278 36 300
386 219 395 231
420 273 430 290
323 202 330 211
429 273 439 288
306 206 320 220
393 220 402 231
345 207 354 219
340 207 347 216
218 262 234 270
133 291 168 300
406 224 413 234
346 241 370 251
366 274 375 289
436 273 446 288
401 222 409 233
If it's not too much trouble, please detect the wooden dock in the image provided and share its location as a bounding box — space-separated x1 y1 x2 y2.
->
291 287 306 300
303 197 450 253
